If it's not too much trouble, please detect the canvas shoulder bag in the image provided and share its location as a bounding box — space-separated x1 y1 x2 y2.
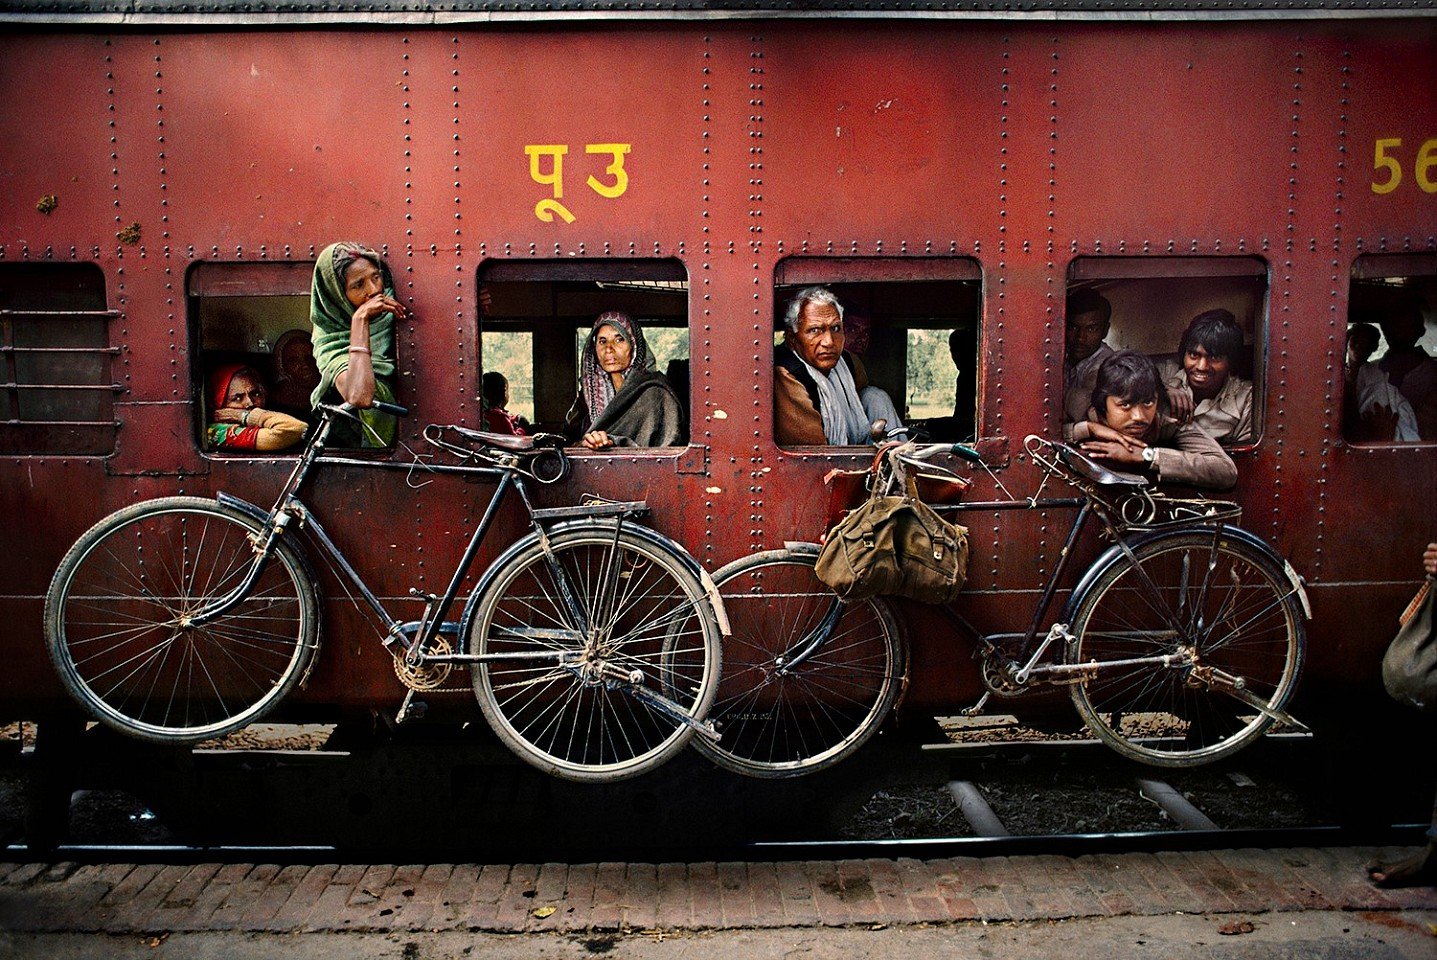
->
1382 578 1437 713
815 449 969 604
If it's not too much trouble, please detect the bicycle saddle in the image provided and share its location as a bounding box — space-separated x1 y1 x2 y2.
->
1057 443 1148 488
443 424 538 452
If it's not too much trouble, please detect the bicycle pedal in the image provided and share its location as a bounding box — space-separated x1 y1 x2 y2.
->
395 691 428 724
959 692 992 718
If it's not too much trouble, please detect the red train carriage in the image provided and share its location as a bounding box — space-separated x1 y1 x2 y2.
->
1 2 1434 765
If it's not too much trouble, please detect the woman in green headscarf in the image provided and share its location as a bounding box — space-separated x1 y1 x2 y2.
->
310 241 406 447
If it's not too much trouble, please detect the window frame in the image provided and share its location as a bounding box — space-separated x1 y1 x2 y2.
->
1342 252 1437 448
476 258 695 460
1063 255 1270 452
187 259 346 459
771 256 985 453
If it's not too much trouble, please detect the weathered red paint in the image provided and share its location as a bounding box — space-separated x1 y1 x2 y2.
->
0 18 1433 724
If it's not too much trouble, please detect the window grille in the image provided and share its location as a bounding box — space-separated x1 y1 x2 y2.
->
0 264 119 456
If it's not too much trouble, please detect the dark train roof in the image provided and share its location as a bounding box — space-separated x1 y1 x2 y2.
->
1 0 1433 22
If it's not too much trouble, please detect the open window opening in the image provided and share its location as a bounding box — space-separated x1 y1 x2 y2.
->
478 259 690 450
0 262 116 456
772 258 982 448
188 262 332 454
1344 254 1437 445
1062 257 1268 447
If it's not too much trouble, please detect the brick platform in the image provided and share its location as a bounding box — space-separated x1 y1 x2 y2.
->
0 847 1434 935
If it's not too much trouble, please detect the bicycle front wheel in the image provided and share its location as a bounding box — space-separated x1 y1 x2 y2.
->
44 497 320 744
1065 529 1305 767
469 524 722 782
697 546 906 778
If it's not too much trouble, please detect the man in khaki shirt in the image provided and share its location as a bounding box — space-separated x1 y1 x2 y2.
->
1156 308 1254 445
1070 351 1237 490
1063 289 1116 428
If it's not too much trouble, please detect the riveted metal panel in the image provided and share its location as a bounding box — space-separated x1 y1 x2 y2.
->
1323 23 1437 244
759 22 1003 242
1049 23 1299 242
0 36 118 254
0 17 1432 729
4 0 1436 23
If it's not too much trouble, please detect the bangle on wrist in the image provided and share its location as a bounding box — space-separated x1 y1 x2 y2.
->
241 408 252 427
348 345 371 355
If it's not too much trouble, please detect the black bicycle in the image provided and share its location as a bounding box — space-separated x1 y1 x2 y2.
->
698 435 1308 777
44 402 726 782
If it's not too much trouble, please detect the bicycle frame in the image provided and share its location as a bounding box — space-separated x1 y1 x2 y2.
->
190 408 652 668
896 438 1308 701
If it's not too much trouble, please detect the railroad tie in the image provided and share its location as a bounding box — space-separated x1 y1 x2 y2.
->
1135 778 1219 831
947 780 1011 837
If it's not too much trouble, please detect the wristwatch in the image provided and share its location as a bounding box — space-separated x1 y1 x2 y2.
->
1141 446 1157 465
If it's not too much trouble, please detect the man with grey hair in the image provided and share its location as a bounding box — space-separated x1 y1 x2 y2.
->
774 286 904 445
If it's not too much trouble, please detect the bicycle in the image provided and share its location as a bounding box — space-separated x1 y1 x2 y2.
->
698 435 1308 777
43 401 726 783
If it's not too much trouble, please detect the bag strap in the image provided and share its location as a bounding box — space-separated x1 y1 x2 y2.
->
1400 578 1434 627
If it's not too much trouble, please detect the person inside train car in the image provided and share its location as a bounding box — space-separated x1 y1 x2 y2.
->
309 241 407 448
1062 289 1116 428
205 363 306 452
773 285 904 445
1368 540 1437 889
481 371 529 437
565 310 685 450
1156 308 1254 445
1355 295 1437 442
949 325 978 443
910 326 978 443
1346 321 1381 388
268 327 322 420
1068 351 1238 490
1343 320 1403 440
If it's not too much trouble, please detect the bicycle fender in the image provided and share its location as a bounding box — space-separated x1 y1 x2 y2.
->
215 491 269 524
456 520 732 643
1061 524 1311 624
544 518 732 638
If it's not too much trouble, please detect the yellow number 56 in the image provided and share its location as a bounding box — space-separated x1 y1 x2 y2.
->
1372 137 1437 195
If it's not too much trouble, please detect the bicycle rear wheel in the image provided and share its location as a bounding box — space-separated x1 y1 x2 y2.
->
469 523 721 782
1065 529 1305 767
697 546 906 778
44 497 320 744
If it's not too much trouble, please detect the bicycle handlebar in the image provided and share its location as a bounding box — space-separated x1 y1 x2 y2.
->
370 400 409 417
903 441 985 464
317 400 410 420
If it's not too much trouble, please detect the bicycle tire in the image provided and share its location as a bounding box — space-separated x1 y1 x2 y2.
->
468 523 722 782
1064 528 1305 767
696 546 907 778
44 496 320 744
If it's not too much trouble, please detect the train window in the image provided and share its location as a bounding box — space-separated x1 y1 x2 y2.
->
1344 254 1437 445
1063 257 1268 447
0 262 116 456
188 262 333 453
478 260 690 449
772 258 982 448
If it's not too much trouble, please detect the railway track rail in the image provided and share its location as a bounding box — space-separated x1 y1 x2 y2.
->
2 726 1431 865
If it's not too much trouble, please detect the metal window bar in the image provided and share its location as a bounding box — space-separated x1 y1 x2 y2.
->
1 420 117 427
0 310 119 318
0 383 124 391
0 308 121 431
0 346 121 354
